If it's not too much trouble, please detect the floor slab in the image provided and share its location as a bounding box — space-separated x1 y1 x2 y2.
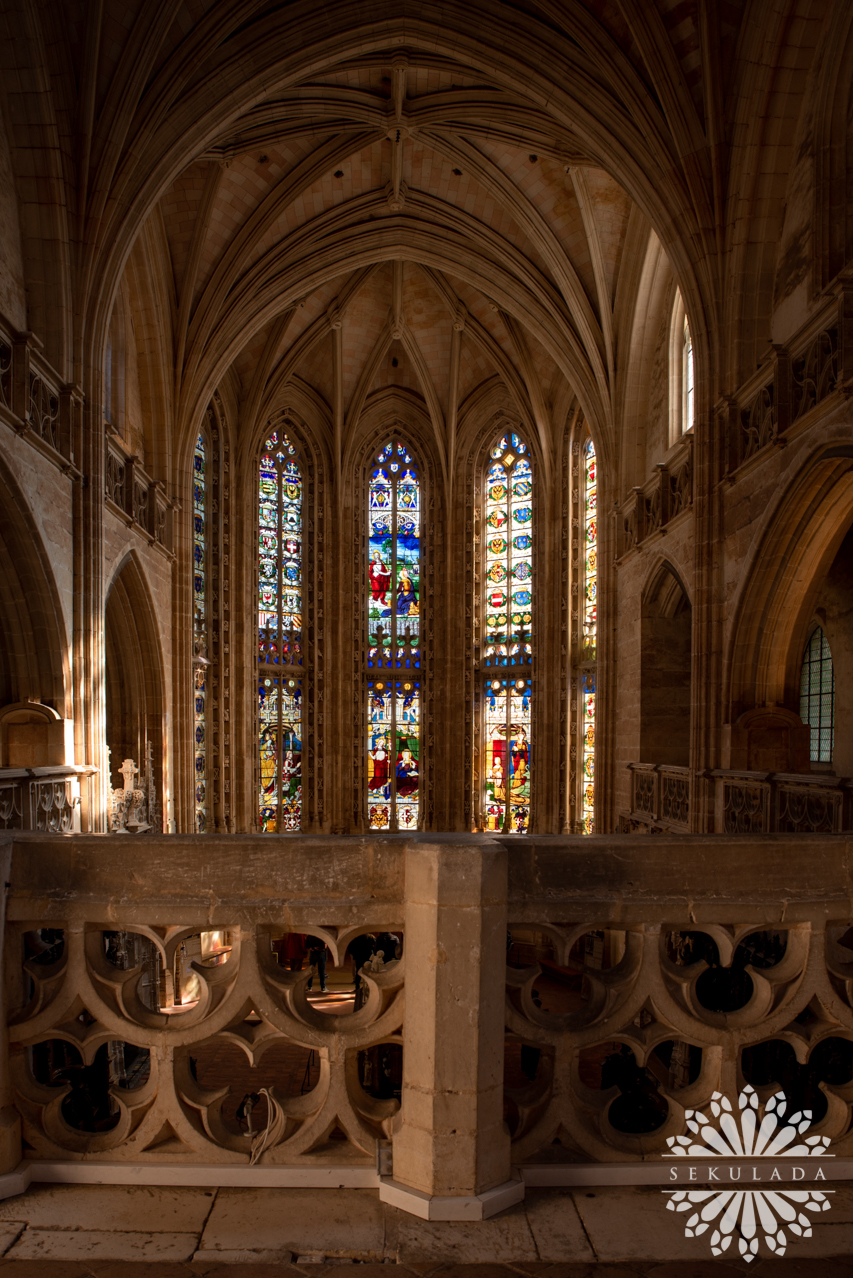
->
5 1229 200 1262
523 1190 596 1263
197 1188 386 1261
387 1202 539 1263
0 1184 215 1234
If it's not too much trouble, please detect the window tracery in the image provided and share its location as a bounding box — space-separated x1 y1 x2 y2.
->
366 440 420 832
481 432 533 833
258 428 303 831
800 627 835 764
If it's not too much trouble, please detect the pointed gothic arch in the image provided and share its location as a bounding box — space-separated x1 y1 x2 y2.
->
104 553 166 829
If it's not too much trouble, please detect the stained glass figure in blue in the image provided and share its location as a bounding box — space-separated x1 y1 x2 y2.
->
367 440 420 830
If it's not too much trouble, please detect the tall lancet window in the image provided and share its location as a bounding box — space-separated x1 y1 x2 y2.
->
367 440 420 832
683 316 695 432
800 627 834 763
482 432 532 833
192 432 208 833
257 428 303 831
579 437 598 833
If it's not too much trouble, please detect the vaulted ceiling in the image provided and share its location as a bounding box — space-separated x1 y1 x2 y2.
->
1 0 847 489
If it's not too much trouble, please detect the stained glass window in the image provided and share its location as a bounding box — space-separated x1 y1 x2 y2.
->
800 627 834 763
367 440 420 831
482 432 532 832
683 317 694 433
580 438 597 834
258 427 303 831
192 433 208 833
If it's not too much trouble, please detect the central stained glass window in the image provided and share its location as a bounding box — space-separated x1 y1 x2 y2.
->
482 431 532 833
367 440 420 831
257 427 303 831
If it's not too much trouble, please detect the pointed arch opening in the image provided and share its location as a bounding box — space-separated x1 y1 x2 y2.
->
480 430 533 834
105 557 164 830
640 562 692 767
257 425 304 833
668 289 694 445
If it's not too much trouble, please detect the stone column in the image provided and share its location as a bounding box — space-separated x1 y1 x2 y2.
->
385 838 520 1219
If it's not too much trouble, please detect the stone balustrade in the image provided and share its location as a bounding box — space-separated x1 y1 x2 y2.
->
711 769 853 834
104 426 173 551
621 763 691 832
0 767 95 834
0 833 852 1212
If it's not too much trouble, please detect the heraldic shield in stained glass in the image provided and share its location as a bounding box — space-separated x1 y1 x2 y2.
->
482 432 532 833
367 441 420 831
257 427 303 832
193 432 207 833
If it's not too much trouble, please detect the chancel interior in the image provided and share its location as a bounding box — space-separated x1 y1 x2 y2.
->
0 0 852 1264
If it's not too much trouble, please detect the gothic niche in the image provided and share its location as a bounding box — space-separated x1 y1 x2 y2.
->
105 560 163 832
640 563 692 766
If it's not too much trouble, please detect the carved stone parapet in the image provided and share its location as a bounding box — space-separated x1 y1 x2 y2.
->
711 768 852 834
626 762 690 832
10 329 42 423
148 480 170 548
28 370 60 452
0 337 12 412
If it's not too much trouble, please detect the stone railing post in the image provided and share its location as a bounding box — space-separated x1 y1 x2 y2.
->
381 838 522 1219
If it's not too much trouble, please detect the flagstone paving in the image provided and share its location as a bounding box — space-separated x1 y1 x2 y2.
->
0 1184 850 1271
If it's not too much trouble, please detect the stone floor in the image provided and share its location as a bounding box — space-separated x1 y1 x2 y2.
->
0 1183 848 1272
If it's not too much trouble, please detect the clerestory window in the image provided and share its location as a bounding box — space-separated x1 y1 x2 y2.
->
800 627 835 764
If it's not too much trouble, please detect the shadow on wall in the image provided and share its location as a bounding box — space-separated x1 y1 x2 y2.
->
640 563 691 766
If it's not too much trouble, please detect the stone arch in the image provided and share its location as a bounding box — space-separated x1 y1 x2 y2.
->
640 560 692 767
104 553 166 829
726 445 853 726
0 457 69 717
